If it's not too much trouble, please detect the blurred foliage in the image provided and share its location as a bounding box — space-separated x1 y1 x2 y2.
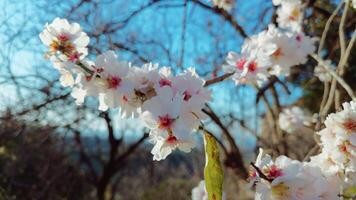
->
140 178 196 200
0 119 92 200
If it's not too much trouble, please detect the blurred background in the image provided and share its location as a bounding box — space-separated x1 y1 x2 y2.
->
0 0 355 199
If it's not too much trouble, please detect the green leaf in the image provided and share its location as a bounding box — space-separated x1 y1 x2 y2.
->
204 132 224 200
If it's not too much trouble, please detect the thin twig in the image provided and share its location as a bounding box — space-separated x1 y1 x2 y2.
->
311 54 356 100
204 72 234 87
250 162 272 183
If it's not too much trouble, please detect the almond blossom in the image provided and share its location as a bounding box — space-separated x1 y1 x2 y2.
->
278 106 311 134
275 0 303 32
40 18 214 161
250 149 339 200
314 60 335 82
222 45 271 86
172 68 211 129
224 24 316 83
318 101 356 173
94 51 133 111
141 87 195 160
39 18 89 61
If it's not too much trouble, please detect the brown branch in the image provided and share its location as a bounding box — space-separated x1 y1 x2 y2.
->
189 0 248 38
204 72 234 87
74 131 98 184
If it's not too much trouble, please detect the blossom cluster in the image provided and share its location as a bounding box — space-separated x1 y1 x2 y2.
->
40 18 211 161
278 106 312 134
250 101 356 199
223 0 316 86
249 149 340 200
312 101 356 175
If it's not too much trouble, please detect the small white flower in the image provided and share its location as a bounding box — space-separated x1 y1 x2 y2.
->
316 101 356 174
223 50 271 86
211 0 235 11
172 68 211 129
251 148 339 200
278 106 311 134
288 31 317 65
314 60 335 82
39 18 89 61
141 87 196 160
276 1 303 32
95 51 133 111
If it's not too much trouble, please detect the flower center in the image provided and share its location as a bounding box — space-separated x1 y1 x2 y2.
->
57 33 70 42
159 79 172 87
183 90 192 101
265 165 284 179
296 34 302 42
248 61 257 72
50 40 74 55
338 141 351 155
68 51 80 62
107 76 121 89
236 58 247 70
158 114 175 129
343 120 356 132
272 48 283 59
166 135 178 144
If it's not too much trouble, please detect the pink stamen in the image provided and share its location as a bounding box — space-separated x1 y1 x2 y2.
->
159 79 172 87
107 76 121 89
85 75 93 81
248 61 257 72
95 67 104 73
296 34 302 42
183 91 192 101
236 58 247 70
343 120 356 132
158 114 174 129
68 52 80 62
267 165 284 179
57 33 70 42
249 171 257 178
166 135 178 144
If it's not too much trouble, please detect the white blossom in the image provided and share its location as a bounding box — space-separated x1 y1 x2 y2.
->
278 106 311 134
314 60 335 82
276 1 303 31
39 18 89 61
250 149 339 200
318 101 356 173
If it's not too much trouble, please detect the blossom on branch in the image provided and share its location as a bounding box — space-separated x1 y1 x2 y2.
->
40 18 212 160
